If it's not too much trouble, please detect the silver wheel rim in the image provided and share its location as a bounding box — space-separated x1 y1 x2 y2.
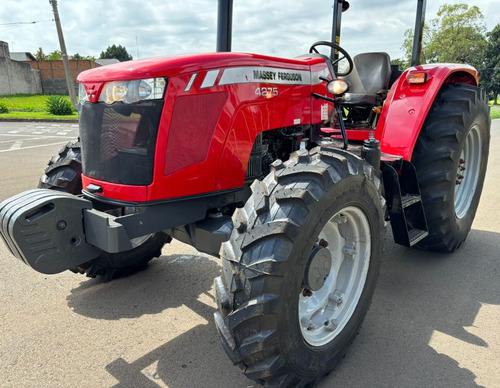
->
299 206 371 346
455 125 481 219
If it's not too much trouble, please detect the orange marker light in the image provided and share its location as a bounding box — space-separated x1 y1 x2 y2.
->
407 72 427 85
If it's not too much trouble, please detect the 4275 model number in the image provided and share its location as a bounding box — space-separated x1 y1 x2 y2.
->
255 87 279 97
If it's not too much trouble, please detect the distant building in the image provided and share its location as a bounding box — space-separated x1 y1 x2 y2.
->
0 41 10 58
95 58 120 66
0 40 122 95
26 60 102 95
10 52 37 61
0 41 42 95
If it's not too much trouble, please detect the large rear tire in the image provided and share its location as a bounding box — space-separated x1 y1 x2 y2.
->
39 141 168 281
411 84 490 252
214 148 385 387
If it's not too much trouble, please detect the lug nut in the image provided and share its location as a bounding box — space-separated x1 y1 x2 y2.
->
329 291 344 306
333 214 347 224
301 317 316 331
324 319 338 332
302 289 313 297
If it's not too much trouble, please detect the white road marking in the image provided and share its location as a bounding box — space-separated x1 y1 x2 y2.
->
9 140 23 150
0 133 75 138
0 137 42 144
0 141 70 153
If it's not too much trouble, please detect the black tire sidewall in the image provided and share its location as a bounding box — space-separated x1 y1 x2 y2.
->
278 173 384 376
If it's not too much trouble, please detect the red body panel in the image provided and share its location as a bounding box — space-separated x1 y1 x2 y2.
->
78 54 478 203
78 53 332 202
375 64 478 160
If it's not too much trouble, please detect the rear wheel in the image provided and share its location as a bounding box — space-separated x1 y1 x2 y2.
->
214 148 384 387
411 84 490 252
39 141 168 281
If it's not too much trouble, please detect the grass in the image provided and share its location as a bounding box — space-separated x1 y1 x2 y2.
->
0 94 78 120
489 101 500 120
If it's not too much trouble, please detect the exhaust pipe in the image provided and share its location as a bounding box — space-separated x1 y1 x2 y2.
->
411 0 427 66
216 0 233 52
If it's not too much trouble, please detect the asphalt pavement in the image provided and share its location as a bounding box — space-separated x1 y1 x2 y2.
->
0 120 498 388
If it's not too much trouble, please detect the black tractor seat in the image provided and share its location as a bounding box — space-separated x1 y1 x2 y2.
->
340 52 391 107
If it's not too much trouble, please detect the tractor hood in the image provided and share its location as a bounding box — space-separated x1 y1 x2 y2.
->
78 52 319 83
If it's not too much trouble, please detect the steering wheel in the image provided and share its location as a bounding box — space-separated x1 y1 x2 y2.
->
309 41 353 76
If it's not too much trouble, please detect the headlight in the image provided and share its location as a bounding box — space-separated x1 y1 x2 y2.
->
98 77 166 104
78 83 89 104
326 79 350 96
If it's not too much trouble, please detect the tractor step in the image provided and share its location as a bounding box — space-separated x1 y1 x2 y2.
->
401 194 422 207
382 160 429 247
407 228 429 246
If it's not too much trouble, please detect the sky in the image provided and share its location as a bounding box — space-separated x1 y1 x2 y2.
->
1 0 499 62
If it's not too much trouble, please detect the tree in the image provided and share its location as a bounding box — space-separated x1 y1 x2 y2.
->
402 3 487 69
400 23 434 66
480 24 500 104
46 50 62 60
34 47 96 62
99 44 132 62
70 53 96 61
35 47 46 61
390 58 405 71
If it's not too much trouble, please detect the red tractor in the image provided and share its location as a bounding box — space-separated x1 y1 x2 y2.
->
0 0 490 386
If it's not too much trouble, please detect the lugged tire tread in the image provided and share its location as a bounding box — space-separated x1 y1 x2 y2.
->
412 83 490 252
215 147 384 386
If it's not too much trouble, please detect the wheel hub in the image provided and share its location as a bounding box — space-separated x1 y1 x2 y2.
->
299 206 371 347
303 244 332 291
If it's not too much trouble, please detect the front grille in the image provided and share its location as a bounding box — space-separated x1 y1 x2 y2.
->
79 100 164 185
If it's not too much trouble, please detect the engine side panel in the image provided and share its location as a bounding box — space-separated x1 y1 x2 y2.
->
375 64 478 160
148 57 331 201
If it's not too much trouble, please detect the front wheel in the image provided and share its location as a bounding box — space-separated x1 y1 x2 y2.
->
39 141 168 281
214 148 385 387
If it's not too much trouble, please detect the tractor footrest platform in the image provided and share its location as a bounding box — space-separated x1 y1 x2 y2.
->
319 137 403 164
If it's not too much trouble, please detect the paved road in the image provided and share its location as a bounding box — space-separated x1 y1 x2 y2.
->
0 120 499 388
0 121 78 152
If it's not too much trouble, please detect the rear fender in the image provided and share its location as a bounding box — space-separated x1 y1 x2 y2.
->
375 64 478 161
